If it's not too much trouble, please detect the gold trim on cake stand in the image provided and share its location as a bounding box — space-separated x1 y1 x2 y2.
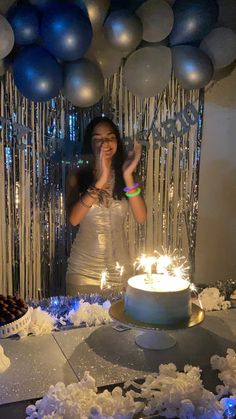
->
109 300 205 350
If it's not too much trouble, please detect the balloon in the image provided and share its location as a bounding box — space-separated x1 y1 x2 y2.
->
0 15 14 60
13 45 63 102
63 58 104 107
104 10 143 53
200 27 236 70
172 45 213 89
41 2 93 61
7 4 40 45
76 0 110 32
123 46 172 98
86 29 123 78
0 0 17 15
136 0 174 42
169 0 219 46
217 0 236 33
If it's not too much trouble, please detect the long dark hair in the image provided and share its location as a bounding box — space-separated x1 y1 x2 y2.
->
66 116 127 214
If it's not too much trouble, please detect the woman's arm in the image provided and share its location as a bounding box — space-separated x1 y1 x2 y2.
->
68 149 110 226
123 144 147 224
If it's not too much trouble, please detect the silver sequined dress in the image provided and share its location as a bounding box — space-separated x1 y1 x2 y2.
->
66 191 133 295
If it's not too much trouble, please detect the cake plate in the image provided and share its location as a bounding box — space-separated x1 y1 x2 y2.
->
109 300 205 350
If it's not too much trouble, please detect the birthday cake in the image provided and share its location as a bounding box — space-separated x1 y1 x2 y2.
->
124 274 191 326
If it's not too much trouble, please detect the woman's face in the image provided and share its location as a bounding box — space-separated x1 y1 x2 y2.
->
91 122 118 160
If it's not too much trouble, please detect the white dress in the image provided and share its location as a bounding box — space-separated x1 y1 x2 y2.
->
66 189 133 295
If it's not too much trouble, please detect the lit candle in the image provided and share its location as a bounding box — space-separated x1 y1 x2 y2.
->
115 262 125 290
135 254 159 283
100 270 108 290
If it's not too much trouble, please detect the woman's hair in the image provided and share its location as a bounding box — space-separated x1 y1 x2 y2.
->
66 116 127 214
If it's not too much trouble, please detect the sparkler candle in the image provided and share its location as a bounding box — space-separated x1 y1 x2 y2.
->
135 254 159 283
100 270 109 291
115 262 125 288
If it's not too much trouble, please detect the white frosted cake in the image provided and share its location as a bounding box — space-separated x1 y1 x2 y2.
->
124 274 192 325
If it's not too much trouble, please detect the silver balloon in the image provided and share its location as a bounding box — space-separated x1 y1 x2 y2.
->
104 9 143 53
80 0 110 32
200 27 236 70
0 15 14 60
172 45 213 90
63 58 104 107
136 0 174 42
0 0 17 14
86 29 123 78
123 46 172 98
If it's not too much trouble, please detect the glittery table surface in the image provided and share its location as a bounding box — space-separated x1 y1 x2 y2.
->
0 334 78 405
53 309 236 391
0 309 236 412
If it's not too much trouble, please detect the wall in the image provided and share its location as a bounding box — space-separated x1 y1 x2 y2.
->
195 65 236 284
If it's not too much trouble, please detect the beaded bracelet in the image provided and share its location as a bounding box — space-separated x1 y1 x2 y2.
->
125 187 141 197
123 183 139 192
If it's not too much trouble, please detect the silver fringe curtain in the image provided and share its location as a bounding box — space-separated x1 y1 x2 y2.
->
0 70 204 298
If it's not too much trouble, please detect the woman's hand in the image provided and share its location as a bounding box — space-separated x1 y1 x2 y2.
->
95 147 111 189
122 143 142 180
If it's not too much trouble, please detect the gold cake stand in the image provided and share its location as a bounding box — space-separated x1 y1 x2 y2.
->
109 300 205 350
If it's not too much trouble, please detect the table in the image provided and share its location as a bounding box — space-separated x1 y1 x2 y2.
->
0 309 236 418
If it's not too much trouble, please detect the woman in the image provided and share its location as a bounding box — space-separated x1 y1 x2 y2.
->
66 116 147 295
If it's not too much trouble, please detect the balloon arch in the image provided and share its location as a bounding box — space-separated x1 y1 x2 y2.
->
0 0 235 105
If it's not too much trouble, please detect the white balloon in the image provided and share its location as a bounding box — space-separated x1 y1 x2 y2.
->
86 29 123 77
86 30 122 78
0 15 14 60
200 27 236 70
136 0 174 42
124 46 172 98
82 0 110 32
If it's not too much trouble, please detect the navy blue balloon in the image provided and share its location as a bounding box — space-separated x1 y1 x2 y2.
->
41 2 93 61
169 0 219 46
13 45 63 102
8 4 40 45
